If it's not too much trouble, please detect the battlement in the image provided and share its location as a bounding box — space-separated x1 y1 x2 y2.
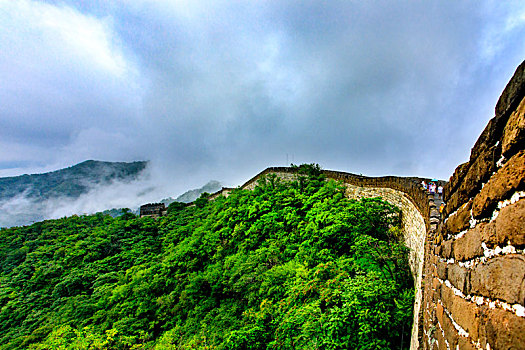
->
208 187 234 200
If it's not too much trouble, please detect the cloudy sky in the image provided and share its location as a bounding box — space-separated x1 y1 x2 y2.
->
1 0 524 196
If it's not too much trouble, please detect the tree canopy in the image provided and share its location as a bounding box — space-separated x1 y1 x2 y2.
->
0 169 414 349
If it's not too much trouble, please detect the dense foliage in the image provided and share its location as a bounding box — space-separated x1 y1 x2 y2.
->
0 168 414 349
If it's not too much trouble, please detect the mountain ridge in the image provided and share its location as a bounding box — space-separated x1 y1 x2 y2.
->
0 160 148 201
161 180 222 205
0 160 149 227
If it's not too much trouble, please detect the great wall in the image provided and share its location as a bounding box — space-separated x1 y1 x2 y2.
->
238 60 525 349
419 59 525 350
142 60 525 349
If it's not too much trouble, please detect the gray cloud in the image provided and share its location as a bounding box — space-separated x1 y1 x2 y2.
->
1 0 525 197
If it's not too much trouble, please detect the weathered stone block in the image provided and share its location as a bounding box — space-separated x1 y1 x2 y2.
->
437 260 447 281
445 162 470 201
457 337 477 350
441 311 459 349
472 150 525 219
443 201 472 236
502 96 525 158
479 306 525 350
432 277 442 298
447 264 470 295
433 287 440 304
453 226 483 261
431 253 438 265
479 222 496 246
436 302 444 326
435 327 447 350
444 189 469 218
494 198 525 247
441 286 480 340
430 264 437 279
470 255 525 305
460 144 500 198
441 239 453 259
495 60 525 120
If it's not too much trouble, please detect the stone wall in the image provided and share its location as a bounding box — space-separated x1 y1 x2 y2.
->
421 60 525 349
208 187 234 201
338 182 427 350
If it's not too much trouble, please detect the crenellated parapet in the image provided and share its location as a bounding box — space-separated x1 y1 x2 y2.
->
139 202 167 218
421 60 525 349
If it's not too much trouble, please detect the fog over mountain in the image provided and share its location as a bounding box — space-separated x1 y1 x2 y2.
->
163 180 223 204
1 1 524 204
0 160 147 201
0 160 217 228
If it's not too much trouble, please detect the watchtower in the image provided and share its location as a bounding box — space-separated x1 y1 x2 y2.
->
139 203 166 218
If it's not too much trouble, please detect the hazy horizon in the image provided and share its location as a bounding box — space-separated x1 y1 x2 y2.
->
0 160 226 227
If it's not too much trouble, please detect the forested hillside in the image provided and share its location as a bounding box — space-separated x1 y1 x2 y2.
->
0 167 414 349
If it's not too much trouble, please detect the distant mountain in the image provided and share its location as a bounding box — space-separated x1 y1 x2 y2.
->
0 160 147 202
0 160 148 227
161 180 222 204
0 160 148 202
99 208 132 218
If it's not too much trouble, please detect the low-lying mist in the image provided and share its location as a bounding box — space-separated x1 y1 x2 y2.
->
0 161 222 228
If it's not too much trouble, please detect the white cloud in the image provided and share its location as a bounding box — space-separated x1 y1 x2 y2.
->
504 1 525 31
43 176 161 220
43 8 127 76
477 0 525 62
0 0 132 77
0 0 143 168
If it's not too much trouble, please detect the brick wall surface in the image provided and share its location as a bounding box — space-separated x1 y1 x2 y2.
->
422 60 525 350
